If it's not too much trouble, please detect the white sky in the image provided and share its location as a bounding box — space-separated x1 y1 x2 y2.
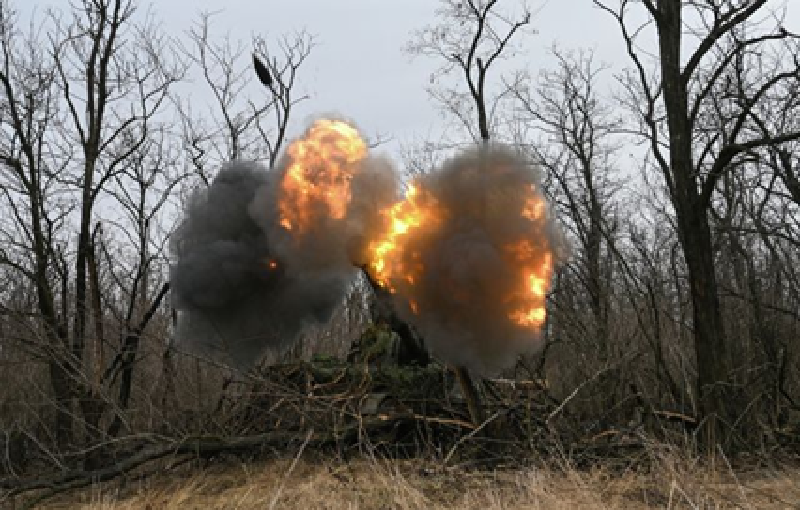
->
156 0 634 154
18 0 800 159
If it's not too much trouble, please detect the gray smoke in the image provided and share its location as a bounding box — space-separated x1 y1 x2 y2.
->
170 121 399 370
170 122 564 375
170 162 347 369
373 146 568 376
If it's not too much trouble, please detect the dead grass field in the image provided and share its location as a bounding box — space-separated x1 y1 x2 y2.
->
32 452 800 510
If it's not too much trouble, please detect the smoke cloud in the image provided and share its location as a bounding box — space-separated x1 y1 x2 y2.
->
170 120 398 370
368 146 568 376
170 117 564 376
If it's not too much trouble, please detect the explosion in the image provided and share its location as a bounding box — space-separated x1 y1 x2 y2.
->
278 119 367 234
171 116 564 376
248 118 395 275
366 147 564 375
171 119 384 370
505 243 552 327
169 162 352 370
370 184 443 294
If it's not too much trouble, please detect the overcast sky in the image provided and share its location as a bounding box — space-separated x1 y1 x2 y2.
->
20 0 800 159
156 0 634 154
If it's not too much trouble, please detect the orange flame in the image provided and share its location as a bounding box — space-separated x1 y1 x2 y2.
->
522 196 545 221
507 251 552 327
502 214 553 328
369 183 442 303
279 119 367 234
368 179 554 328
506 193 553 327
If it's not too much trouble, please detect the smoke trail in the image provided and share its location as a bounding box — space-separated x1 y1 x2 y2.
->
367 146 568 376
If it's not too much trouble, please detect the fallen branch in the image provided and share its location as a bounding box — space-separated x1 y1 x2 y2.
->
3 422 370 509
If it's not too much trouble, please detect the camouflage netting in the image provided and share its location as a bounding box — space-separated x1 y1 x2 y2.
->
212 326 557 459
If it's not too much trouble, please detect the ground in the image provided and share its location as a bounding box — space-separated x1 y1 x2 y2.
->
34 454 800 509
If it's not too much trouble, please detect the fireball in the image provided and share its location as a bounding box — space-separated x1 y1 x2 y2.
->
278 119 367 234
500 188 555 329
367 162 555 332
363 148 562 373
506 248 552 328
369 183 443 296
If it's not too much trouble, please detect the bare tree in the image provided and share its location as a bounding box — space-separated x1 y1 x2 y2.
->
508 47 643 424
252 31 314 167
407 0 533 145
512 48 621 362
99 123 187 438
594 0 800 446
178 12 313 176
0 0 184 451
708 38 800 427
0 0 71 445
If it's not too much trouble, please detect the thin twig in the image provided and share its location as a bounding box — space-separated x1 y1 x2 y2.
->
443 409 503 466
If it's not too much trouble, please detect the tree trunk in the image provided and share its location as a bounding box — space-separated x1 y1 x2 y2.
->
681 208 732 441
586 188 608 360
72 189 93 376
476 91 490 143
107 283 170 437
47 356 74 448
656 0 733 446
31 192 75 447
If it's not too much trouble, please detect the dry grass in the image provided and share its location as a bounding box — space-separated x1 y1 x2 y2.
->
34 451 800 510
